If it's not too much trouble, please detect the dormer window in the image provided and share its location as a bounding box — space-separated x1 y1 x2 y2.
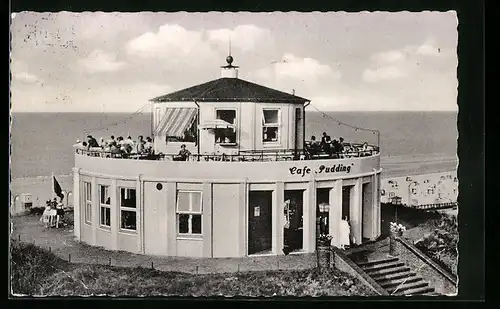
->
262 109 280 143
215 109 237 145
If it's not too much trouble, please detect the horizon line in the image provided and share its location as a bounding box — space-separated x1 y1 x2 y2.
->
10 110 458 113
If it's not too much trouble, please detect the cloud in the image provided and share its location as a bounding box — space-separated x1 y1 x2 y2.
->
257 53 339 82
12 72 39 83
362 39 446 83
10 60 41 84
207 25 271 52
362 66 407 83
416 43 441 56
126 24 213 61
125 24 273 69
370 49 408 63
78 49 127 74
11 82 173 113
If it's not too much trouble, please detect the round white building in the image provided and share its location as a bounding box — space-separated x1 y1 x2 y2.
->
72 56 382 258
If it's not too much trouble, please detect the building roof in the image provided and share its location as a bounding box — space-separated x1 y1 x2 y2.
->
149 77 310 104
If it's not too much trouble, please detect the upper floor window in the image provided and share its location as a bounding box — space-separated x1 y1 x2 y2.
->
215 109 237 145
262 109 280 143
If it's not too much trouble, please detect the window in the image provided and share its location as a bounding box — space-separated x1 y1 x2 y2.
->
83 182 92 224
215 109 236 144
176 191 203 235
120 188 137 231
99 185 111 227
262 109 280 143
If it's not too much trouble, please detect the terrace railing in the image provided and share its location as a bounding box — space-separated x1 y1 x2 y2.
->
75 143 380 162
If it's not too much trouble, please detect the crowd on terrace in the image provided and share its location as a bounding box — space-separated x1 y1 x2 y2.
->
304 132 376 158
74 135 154 157
74 132 377 161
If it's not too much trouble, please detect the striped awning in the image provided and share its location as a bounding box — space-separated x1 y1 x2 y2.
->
154 108 197 137
199 119 234 130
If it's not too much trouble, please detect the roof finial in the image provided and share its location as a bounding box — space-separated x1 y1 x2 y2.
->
226 38 234 66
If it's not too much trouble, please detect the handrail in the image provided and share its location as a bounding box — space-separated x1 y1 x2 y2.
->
396 237 458 286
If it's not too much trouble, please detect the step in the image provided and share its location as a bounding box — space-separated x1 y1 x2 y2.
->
387 280 428 294
361 261 405 272
365 265 411 277
372 270 416 282
357 257 399 268
396 286 435 296
379 276 423 289
421 292 441 296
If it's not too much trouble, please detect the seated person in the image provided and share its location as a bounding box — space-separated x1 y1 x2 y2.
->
174 144 191 161
331 139 340 153
73 140 86 152
322 136 333 153
307 135 321 156
338 137 345 151
109 143 120 154
126 136 134 147
86 135 100 149
144 137 154 154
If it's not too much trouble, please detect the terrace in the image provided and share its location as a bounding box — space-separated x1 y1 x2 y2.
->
74 142 380 162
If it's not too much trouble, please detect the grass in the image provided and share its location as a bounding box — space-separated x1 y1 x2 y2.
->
10 240 375 297
10 239 71 295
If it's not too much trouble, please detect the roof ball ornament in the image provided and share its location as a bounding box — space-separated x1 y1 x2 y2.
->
226 55 234 65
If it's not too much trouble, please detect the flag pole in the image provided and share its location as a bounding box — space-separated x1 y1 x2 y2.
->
51 172 55 201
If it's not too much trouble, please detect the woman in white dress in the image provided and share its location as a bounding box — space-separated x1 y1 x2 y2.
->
339 216 351 250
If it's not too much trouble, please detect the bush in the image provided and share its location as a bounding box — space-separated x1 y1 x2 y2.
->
10 240 69 295
29 207 46 216
414 213 458 276
37 265 375 297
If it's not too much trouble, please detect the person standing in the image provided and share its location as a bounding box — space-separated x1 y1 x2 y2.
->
339 216 351 250
135 135 145 154
320 132 330 148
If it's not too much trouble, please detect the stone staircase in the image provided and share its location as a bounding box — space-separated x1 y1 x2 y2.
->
357 257 439 296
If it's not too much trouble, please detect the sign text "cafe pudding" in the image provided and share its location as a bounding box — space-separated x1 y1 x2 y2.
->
289 163 354 177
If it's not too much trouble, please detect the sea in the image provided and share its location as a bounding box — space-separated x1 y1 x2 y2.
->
10 111 458 180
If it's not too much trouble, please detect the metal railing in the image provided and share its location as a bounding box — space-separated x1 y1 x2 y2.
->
74 142 380 163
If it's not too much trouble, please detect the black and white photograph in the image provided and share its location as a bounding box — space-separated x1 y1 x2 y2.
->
10 11 462 297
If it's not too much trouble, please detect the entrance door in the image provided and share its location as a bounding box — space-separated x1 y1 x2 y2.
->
284 190 304 252
342 186 352 221
248 191 273 255
317 188 331 235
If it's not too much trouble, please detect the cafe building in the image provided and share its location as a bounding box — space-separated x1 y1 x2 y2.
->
72 55 382 258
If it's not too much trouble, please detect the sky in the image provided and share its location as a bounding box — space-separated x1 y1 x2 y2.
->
10 11 458 112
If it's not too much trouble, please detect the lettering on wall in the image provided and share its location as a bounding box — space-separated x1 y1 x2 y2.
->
289 163 354 177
